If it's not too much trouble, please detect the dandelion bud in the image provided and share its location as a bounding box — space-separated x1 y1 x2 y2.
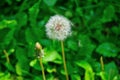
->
35 42 44 58
45 15 72 41
35 42 42 50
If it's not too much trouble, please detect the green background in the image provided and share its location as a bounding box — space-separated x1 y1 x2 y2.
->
0 0 120 80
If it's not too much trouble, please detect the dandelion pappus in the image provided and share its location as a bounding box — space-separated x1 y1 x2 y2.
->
55 24 62 31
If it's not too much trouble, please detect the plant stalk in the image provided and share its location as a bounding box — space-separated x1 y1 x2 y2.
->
39 57 46 80
100 56 104 71
61 41 69 80
3 50 10 63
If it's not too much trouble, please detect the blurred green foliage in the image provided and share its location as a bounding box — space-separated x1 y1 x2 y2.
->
0 0 120 80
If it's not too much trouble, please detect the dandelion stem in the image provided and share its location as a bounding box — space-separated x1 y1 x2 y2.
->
100 56 104 71
35 42 46 80
3 50 10 63
61 41 69 80
39 57 46 80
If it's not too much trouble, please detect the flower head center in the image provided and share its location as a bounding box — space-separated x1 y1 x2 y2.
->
55 23 62 31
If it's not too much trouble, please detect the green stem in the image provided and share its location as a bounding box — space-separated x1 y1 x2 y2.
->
3 50 10 63
100 56 104 71
39 57 46 80
61 41 69 80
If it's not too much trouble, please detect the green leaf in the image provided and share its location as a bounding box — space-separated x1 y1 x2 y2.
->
111 26 120 35
67 40 78 51
16 12 27 27
97 71 107 80
16 76 23 80
0 20 17 29
78 35 96 58
96 42 118 57
30 59 37 67
105 62 118 80
0 72 4 76
47 74 55 80
113 75 120 80
43 0 57 6
71 74 81 80
98 61 119 80
65 10 73 18
5 62 15 72
29 1 40 27
25 28 36 43
3 28 15 45
34 76 42 80
76 61 94 80
30 59 41 71
15 62 22 75
0 19 17 45
0 72 11 80
75 7 83 17
15 47 27 63
101 5 115 22
93 30 106 42
43 49 62 64
15 47 30 73
46 66 56 73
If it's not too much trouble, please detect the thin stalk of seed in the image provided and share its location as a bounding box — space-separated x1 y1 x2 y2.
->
61 41 69 80
100 56 104 71
39 57 46 80
3 50 10 63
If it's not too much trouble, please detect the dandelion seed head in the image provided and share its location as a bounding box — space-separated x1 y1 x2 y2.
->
45 15 72 41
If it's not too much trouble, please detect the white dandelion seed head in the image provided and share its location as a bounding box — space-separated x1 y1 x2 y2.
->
45 15 72 41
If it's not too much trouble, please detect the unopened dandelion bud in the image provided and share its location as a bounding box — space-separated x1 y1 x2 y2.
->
35 42 44 58
35 42 42 50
